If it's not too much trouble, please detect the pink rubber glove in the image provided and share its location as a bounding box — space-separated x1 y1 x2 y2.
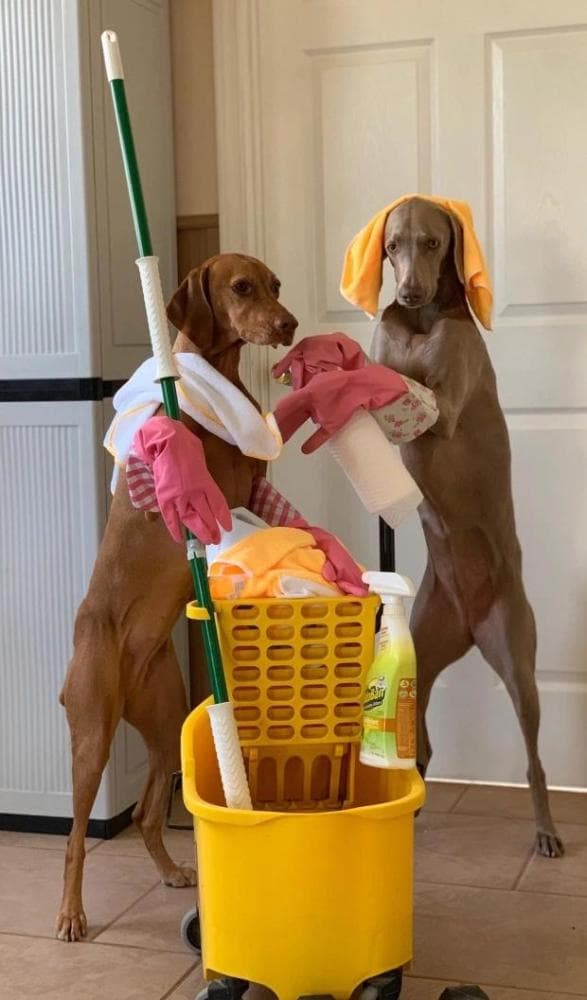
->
273 365 409 453
290 519 367 596
272 332 367 389
132 416 232 544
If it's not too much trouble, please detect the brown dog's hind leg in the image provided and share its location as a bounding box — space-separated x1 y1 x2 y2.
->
473 586 563 858
56 629 123 941
411 564 473 776
126 641 196 887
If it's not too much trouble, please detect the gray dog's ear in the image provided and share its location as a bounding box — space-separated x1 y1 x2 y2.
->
166 264 214 352
448 214 465 284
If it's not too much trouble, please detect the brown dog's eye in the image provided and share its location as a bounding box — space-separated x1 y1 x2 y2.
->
425 238 440 250
232 279 252 296
271 279 281 296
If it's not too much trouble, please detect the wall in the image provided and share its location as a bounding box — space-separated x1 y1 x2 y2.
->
169 0 218 216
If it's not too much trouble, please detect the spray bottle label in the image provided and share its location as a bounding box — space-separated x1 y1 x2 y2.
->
363 676 387 712
396 677 417 758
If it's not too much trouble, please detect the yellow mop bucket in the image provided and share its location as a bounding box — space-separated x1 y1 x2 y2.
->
181 699 425 1000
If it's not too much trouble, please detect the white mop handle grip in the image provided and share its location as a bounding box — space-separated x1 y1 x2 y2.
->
326 409 423 527
135 256 178 382
101 30 124 81
207 702 253 810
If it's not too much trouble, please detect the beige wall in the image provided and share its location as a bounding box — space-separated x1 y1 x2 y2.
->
169 0 218 216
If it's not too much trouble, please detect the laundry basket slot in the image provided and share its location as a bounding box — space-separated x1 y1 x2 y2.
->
214 594 379 808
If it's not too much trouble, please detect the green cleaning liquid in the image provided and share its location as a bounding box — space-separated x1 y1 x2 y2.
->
360 572 417 769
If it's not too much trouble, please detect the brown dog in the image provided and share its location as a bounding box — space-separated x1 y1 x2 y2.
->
56 253 298 941
370 198 563 857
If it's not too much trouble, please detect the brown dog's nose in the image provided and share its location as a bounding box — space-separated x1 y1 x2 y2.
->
275 314 298 334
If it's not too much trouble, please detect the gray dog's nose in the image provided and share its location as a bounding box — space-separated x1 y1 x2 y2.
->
401 288 424 306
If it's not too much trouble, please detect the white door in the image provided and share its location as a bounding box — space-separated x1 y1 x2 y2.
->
213 0 587 789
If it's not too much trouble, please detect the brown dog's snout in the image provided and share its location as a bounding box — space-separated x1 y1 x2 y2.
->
274 310 298 344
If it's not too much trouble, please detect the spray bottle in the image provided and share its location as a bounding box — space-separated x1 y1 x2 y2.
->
360 571 417 769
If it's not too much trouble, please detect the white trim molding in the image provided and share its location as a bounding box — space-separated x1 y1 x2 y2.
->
212 0 271 412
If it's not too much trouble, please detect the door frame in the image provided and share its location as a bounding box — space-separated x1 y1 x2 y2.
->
213 0 270 412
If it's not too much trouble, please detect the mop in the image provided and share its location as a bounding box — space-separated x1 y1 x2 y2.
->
101 30 252 811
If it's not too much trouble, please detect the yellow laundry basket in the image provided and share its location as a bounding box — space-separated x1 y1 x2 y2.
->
181 698 425 1000
214 595 380 810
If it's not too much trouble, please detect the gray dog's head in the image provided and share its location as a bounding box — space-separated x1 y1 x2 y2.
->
383 198 464 309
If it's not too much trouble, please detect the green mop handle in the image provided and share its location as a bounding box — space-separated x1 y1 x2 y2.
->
101 30 227 705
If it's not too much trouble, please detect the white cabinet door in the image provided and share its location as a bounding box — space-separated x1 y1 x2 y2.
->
88 0 177 380
214 0 587 787
0 403 106 817
0 0 95 379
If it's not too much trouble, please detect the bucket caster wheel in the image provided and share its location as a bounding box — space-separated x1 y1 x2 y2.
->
180 907 201 955
196 977 249 1000
358 968 403 1000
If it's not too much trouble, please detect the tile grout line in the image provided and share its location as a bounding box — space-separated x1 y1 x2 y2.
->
405 972 587 998
447 784 470 812
511 845 535 891
86 880 161 944
0 928 187 954
413 877 587 900
83 938 190 955
159 960 202 1000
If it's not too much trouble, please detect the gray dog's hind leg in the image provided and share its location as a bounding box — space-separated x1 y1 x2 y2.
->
473 586 563 858
411 564 473 776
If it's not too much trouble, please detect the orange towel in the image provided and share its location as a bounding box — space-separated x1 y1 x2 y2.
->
340 194 493 330
209 527 341 599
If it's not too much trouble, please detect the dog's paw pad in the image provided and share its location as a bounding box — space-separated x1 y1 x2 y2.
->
163 865 197 888
536 831 564 858
55 910 88 942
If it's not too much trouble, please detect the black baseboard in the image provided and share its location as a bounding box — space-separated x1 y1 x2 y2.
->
0 803 136 840
0 377 126 403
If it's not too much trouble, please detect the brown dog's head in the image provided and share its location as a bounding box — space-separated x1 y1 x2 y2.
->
167 253 298 357
383 198 464 309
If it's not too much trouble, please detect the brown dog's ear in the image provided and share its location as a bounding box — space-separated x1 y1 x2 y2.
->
166 266 214 352
448 214 465 284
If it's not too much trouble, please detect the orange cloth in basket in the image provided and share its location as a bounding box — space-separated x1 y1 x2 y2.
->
209 527 341 599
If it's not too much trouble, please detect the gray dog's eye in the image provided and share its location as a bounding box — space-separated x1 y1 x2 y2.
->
387 242 398 254
425 238 440 250
232 280 252 296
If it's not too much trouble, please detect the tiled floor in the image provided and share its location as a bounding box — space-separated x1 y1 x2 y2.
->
0 783 585 1000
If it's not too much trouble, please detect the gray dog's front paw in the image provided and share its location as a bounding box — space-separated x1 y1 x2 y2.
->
536 830 564 858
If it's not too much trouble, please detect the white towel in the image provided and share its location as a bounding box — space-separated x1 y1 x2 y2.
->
104 353 282 493
205 508 268 565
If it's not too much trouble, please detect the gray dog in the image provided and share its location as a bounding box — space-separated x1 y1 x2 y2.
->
370 197 562 857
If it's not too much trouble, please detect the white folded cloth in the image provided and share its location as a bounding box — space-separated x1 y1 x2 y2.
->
104 353 282 492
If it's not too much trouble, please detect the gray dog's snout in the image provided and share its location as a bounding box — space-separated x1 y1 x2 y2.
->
399 285 424 307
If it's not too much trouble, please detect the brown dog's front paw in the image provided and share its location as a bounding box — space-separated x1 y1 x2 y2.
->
55 908 88 942
535 831 564 858
162 864 197 888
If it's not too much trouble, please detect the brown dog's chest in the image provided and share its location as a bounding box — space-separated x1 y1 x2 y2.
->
181 413 265 510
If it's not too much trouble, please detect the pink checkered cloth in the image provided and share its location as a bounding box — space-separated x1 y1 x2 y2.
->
126 455 300 530
126 451 159 512
248 476 302 526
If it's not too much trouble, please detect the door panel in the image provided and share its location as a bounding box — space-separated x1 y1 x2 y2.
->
215 0 587 786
